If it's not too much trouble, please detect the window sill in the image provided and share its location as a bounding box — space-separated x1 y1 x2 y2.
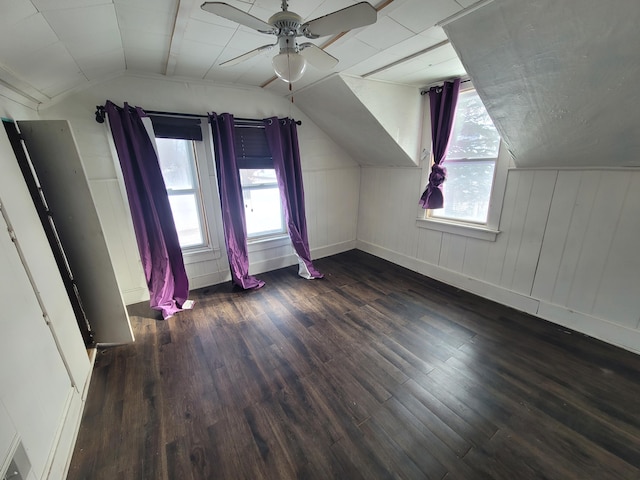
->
248 234 290 253
416 218 500 242
182 246 221 264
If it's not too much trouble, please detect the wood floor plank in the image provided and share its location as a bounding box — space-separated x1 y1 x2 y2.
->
68 250 640 479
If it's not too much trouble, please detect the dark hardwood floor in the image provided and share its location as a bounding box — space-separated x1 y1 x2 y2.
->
67 250 640 479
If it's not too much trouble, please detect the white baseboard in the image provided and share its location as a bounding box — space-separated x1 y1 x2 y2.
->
187 270 231 291
357 240 640 355
357 240 539 314
249 240 358 277
537 302 640 355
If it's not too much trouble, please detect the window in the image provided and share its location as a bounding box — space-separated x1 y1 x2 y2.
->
234 125 286 240
430 89 501 224
239 168 285 238
150 114 219 255
156 138 207 248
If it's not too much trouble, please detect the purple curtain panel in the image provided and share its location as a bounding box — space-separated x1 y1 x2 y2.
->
105 100 189 319
209 113 265 290
264 117 323 279
419 78 461 210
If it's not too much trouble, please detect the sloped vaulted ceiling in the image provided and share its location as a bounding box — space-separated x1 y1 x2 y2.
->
444 0 640 168
293 74 423 167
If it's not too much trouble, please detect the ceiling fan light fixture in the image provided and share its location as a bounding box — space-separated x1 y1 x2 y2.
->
272 51 307 83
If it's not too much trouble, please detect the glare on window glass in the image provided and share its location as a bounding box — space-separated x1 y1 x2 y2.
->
436 160 495 223
240 169 285 238
156 138 195 190
155 138 205 248
167 194 203 247
447 91 500 160
432 90 500 224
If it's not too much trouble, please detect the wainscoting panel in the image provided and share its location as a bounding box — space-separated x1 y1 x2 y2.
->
357 166 640 352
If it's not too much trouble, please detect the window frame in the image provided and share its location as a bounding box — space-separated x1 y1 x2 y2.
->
233 124 287 243
156 137 208 250
239 169 287 241
153 120 222 263
416 85 509 241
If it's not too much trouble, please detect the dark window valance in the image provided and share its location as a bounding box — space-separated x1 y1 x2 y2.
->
234 125 272 169
149 115 203 141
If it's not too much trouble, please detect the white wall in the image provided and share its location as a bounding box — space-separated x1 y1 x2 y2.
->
42 73 361 304
357 164 640 354
0 92 92 478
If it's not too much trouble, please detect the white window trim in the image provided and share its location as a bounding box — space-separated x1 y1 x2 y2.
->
182 122 222 262
247 234 291 253
240 171 288 241
416 140 510 242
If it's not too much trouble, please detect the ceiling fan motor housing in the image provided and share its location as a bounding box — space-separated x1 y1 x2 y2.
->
269 11 303 37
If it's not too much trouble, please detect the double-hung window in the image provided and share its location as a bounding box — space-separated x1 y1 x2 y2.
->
234 125 286 240
151 115 215 252
155 137 205 248
430 89 500 223
419 87 507 241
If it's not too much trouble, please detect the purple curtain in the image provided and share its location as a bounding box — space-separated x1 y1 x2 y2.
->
105 101 189 319
419 78 461 209
208 113 265 289
264 117 323 280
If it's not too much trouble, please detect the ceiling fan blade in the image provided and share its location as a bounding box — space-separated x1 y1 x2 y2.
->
299 43 338 70
302 2 377 38
201 2 275 33
220 44 276 67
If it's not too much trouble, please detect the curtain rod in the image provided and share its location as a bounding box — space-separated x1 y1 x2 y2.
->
420 78 471 95
94 105 300 125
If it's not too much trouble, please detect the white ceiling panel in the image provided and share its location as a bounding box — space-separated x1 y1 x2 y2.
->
344 50 401 76
76 49 126 80
173 40 225 78
42 4 118 40
8 42 85 97
454 0 483 7
203 45 269 82
388 0 461 33
183 18 238 46
174 58 216 80
355 16 414 51
121 30 171 53
65 29 122 60
226 28 277 53
327 37 380 71
32 0 111 11
0 13 58 61
125 48 169 74
419 26 449 44
372 58 464 86
0 0 37 28
116 5 176 34
370 42 459 76
113 0 177 15
380 32 446 60
189 3 245 28
306 0 360 22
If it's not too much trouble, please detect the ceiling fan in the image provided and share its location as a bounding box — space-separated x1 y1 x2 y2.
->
200 1 377 83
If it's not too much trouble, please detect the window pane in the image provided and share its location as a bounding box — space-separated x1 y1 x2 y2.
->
447 90 500 160
167 194 204 247
242 185 284 238
156 138 195 190
239 168 278 187
432 160 495 223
